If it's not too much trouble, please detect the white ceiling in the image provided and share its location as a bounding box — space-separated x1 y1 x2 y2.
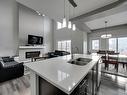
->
16 0 117 21
85 11 127 30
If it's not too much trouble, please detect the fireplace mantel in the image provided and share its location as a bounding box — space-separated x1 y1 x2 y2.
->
19 45 45 61
19 45 45 49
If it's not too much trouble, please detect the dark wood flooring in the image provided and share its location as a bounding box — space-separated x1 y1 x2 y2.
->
0 73 127 95
98 73 127 95
0 75 30 95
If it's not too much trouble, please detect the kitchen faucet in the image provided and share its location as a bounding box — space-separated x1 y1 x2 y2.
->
71 47 79 59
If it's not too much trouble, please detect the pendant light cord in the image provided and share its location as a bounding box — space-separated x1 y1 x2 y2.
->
64 0 65 18
105 21 107 36
73 7 74 18
69 3 71 20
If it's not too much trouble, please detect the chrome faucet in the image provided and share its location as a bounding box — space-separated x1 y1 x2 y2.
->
71 47 79 59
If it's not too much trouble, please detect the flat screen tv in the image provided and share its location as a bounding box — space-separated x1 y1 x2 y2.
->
28 35 43 45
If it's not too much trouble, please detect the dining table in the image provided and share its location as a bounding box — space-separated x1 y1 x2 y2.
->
111 54 127 69
92 53 127 69
93 53 127 69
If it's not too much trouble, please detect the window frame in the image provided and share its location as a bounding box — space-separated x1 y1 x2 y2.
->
118 37 127 55
57 40 71 53
108 37 127 55
108 38 117 52
92 39 100 50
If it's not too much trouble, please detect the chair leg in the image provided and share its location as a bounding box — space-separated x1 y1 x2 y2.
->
115 64 118 72
117 64 118 72
123 64 125 68
107 64 109 70
104 63 107 70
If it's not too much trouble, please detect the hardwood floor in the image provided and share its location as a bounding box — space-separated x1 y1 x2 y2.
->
0 75 30 95
98 73 127 95
0 74 126 95
101 63 127 77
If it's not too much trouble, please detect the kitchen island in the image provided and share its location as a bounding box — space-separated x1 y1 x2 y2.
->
24 54 101 95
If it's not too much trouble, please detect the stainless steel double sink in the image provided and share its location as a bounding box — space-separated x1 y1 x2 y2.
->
68 58 92 66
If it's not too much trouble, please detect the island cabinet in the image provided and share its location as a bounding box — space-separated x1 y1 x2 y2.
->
39 62 101 95
39 72 92 95
25 54 101 95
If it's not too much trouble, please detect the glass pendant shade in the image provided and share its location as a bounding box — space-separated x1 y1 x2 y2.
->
72 24 76 31
62 18 67 28
101 21 112 39
68 21 72 29
101 34 112 39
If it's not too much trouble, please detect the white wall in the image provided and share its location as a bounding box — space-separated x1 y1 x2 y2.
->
19 4 53 53
0 0 18 57
54 22 88 54
83 32 87 54
43 17 54 53
19 4 43 46
88 24 127 52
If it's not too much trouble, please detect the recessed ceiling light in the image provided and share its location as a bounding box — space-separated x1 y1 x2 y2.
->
36 11 39 14
36 11 41 16
42 14 45 16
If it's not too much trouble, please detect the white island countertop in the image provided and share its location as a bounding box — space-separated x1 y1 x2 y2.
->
24 54 101 94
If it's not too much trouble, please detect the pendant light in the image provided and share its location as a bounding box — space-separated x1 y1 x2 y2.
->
62 0 67 28
72 8 76 31
68 3 72 29
101 21 112 39
72 24 76 31
68 21 72 29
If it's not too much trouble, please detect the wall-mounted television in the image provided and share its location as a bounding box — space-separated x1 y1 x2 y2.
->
28 35 43 45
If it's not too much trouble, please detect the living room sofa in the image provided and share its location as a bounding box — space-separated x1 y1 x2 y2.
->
0 57 24 83
47 50 70 58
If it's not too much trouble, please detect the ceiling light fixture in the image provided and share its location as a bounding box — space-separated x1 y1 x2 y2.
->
36 11 41 16
36 11 45 17
42 14 45 16
68 3 72 29
72 24 76 31
62 0 67 28
101 21 112 39
58 0 77 30
68 21 72 29
101 34 112 39
72 8 76 31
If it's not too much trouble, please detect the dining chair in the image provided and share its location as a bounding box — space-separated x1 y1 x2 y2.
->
97 50 107 70
107 52 119 72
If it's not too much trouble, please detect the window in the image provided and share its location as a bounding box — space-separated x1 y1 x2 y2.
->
58 41 62 50
118 37 127 55
57 40 71 53
92 40 99 50
109 38 117 52
57 22 62 30
66 40 71 52
108 37 127 55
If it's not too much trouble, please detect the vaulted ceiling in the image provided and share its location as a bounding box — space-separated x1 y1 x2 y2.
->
16 0 117 21
85 11 127 30
16 0 127 31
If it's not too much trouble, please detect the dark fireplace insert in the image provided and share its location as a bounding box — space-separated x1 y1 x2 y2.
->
26 51 40 59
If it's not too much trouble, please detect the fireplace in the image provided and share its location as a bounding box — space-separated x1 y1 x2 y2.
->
26 51 40 59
